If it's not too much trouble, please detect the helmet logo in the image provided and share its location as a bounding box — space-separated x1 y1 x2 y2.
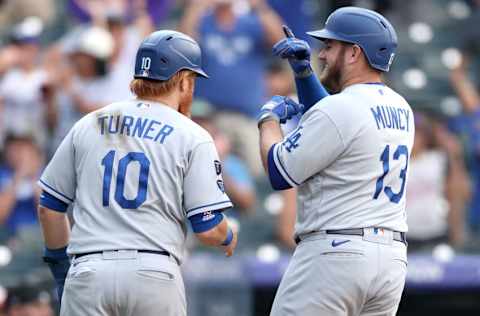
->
325 15 331 26
388 53 395 67
141 57 151 70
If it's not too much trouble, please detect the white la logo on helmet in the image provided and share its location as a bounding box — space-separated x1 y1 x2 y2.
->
388 53 395 66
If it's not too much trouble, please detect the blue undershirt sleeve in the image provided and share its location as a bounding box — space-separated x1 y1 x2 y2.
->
189 210 225 233
39 190 69 213
295 73 330 113
267 144 293 190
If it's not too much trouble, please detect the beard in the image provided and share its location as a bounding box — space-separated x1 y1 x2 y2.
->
319 60 342 94
319 46 347 94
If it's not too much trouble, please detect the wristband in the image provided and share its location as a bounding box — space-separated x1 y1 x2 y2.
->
43 246 70 303
257 111 279 127
222 228 234 246
294 64 314 79
43 246 69 263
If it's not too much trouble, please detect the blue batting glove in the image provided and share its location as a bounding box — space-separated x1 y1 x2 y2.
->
272 25 312 77
43 246 70 304
257 95 304 126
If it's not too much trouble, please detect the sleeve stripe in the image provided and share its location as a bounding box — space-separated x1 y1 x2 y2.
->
39 190 69 213
38 179 74 203
267 145 292 190
187 200 233 217
273 144 300 186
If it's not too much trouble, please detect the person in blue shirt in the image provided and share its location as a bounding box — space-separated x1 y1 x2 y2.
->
179 0 284 176
192 103 256 216
449 53 480 233
0 134 43 237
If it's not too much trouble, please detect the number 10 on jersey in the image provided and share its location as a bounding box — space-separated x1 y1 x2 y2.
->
373 144 409 204
102 150 150 209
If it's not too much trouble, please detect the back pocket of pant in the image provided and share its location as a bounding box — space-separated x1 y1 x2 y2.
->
320 251 364 258
68 265 96 280
136 268 175 281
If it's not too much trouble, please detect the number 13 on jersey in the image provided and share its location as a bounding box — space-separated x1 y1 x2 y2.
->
373 144 409 204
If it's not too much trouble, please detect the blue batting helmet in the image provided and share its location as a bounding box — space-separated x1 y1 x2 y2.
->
307 7 397 72
134 30 208 81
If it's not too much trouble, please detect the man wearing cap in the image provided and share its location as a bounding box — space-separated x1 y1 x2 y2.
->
37 30 237 316
258 7 413 315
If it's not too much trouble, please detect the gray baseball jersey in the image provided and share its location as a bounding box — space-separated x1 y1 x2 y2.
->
39 99 232 263
271 83 414 237
269 83 413 316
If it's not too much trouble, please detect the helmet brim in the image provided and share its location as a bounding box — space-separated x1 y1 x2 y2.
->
306 29 353 44
192 68 209 79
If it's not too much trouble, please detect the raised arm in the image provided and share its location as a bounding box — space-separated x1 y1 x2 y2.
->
450 54 480 113
250 0 284 46
433 122 470 247
177 0 213 39
273 26 329 112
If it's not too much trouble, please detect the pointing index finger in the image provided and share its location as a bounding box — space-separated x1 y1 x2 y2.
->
282 25 295 38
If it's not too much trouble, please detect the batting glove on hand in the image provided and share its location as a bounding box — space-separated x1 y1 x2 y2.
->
257 95 304 126
43 247 70 304
272 25 312 77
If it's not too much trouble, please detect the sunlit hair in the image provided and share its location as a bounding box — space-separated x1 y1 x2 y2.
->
130 70 195 99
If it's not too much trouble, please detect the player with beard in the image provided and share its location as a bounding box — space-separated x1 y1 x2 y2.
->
257 7 413 316
37 30 237 316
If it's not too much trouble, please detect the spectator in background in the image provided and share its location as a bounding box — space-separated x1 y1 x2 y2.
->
406 113 470 251
449 53 480 233
46 26 116 151
67 0 154 100
179 0 284 176
0 0 56 30
267 0 315 42
264 60 298 249
192 101 256 216
0 134 43 239
67 0 172 26
0 17 55 151
4 284 53 316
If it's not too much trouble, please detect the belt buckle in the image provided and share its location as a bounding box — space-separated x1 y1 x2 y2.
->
362 228 393 245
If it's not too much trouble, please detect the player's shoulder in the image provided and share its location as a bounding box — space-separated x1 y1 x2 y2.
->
69 101 127 135
305 92 354 121
179 116 214 144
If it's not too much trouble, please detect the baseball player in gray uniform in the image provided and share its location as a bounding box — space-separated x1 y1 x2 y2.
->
258 7 413 316
37 30 237 316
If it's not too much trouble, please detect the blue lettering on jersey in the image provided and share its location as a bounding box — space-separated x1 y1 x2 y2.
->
108 115 120 134
120 115 134 136
98 115 175 144
154 125 174 144
98 116 108 135
143 120 162 140
132 117 149 137
283 126 303 152
370 105 410 132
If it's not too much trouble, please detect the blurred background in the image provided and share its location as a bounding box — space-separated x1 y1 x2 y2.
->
0 0 480 315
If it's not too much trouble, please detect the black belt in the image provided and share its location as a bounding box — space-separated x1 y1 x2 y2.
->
295 228 407 245
74 249 170 259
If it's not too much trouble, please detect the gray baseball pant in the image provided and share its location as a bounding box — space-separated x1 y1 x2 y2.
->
270 232 407 316
60 250 186 316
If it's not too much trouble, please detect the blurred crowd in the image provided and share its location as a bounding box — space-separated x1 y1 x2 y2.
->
1 0 480 313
